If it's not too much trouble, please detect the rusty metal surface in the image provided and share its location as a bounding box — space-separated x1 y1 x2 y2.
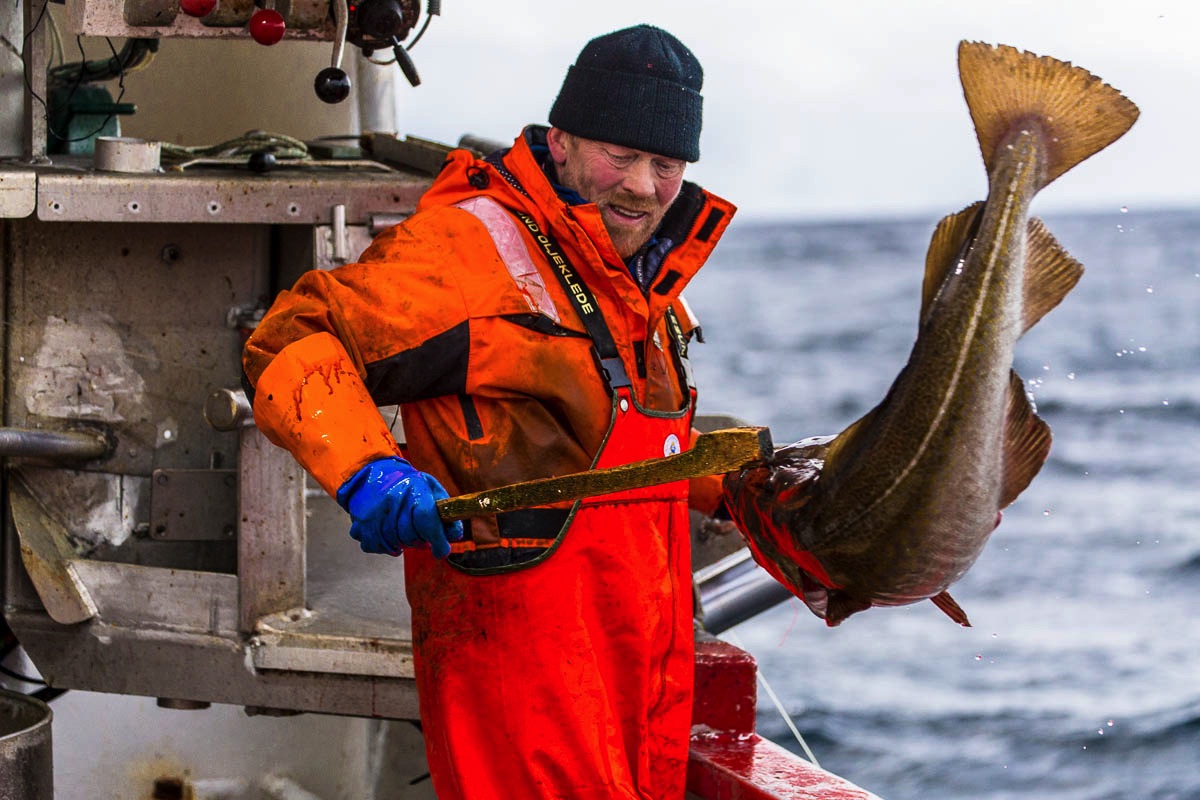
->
0 5 443 728
238 426 306 632
33 161 428 224
0 12 22 158
253 609 415 678
7 218 268 477
71 559 239 632
149 468 238 540
9 609 421 719
21 1 47 161
65 0 335 38
120 0 176 27
8 471 98 624
6 467 236 575
196 0 254 27
283 0 329 30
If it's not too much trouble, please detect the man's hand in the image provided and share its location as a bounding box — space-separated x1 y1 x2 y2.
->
336 457 465 558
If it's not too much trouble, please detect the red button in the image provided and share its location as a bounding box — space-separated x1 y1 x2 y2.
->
179 0 216 17
249 8 286 45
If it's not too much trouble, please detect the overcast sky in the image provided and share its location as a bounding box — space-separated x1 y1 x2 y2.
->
393 1 1198 221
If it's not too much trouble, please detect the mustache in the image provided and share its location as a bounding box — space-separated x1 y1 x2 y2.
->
601 194 659 214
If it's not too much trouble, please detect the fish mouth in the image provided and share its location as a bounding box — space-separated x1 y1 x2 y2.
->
798 572 830 618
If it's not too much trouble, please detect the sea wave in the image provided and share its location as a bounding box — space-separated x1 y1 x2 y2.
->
699 208 1200 800
759 698 1200 800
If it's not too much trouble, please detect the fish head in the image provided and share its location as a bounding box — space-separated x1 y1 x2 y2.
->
722 436 875 625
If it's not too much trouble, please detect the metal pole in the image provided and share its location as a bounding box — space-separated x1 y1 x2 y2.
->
354 57 398 136
21 0 49 163
696 551 795 635
0 427 111 462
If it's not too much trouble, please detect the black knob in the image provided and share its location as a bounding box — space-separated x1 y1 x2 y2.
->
247 151 277 173
357 0 407 40
392 40 420 87
314 67 351 103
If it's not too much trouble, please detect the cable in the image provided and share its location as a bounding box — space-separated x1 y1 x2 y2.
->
22 9 138 148
404 0 439 50
405 12 433 50
160 131 311 163
725 630 822 768
48 37 157 87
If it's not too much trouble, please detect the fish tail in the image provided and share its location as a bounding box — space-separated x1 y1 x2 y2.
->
957 41 1139 189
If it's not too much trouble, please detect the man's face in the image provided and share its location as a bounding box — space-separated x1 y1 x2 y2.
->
546 128 687 259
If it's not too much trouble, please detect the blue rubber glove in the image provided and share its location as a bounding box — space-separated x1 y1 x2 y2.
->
336 457 464 558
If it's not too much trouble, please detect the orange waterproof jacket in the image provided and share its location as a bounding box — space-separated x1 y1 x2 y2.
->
244 126 735 557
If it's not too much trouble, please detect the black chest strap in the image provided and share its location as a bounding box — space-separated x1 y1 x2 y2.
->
481 150 695 395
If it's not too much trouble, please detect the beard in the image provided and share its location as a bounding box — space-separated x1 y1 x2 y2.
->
594 194 668 259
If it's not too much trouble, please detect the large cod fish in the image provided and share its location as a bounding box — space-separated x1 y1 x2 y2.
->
722 42 1139 627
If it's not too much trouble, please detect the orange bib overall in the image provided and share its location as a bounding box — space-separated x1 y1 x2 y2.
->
405 383 695 799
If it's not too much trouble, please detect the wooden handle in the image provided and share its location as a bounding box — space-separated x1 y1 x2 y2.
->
437 426 772 522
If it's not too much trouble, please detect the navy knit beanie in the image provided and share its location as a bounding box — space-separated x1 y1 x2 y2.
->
549 24 704 162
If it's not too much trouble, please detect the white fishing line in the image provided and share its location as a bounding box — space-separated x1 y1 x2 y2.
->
725 630 821 768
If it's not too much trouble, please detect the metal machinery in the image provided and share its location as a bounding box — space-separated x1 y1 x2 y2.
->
1 0 465 726
0 2 872 797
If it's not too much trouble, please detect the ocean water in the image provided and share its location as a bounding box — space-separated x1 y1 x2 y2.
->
686 207 1200 800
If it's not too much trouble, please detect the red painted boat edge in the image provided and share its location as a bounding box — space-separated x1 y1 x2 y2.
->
687 634 881 799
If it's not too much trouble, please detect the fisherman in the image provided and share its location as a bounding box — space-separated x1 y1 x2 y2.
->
243 24 735 799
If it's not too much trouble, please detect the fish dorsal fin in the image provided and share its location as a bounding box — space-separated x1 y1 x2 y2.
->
1021 217 1085 336
957 41 1140 190
921 202 984 322
1000 369 1053 508
931 591 971 627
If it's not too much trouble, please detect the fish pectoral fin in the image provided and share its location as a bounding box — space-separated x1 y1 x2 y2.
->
825 591 873 627
930 591 971 627
920 202 985 322
1000 369 1053 508
957 41 1139 190
1022 218 1085 336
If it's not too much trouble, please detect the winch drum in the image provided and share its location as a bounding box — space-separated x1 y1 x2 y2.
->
0 689 53 800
